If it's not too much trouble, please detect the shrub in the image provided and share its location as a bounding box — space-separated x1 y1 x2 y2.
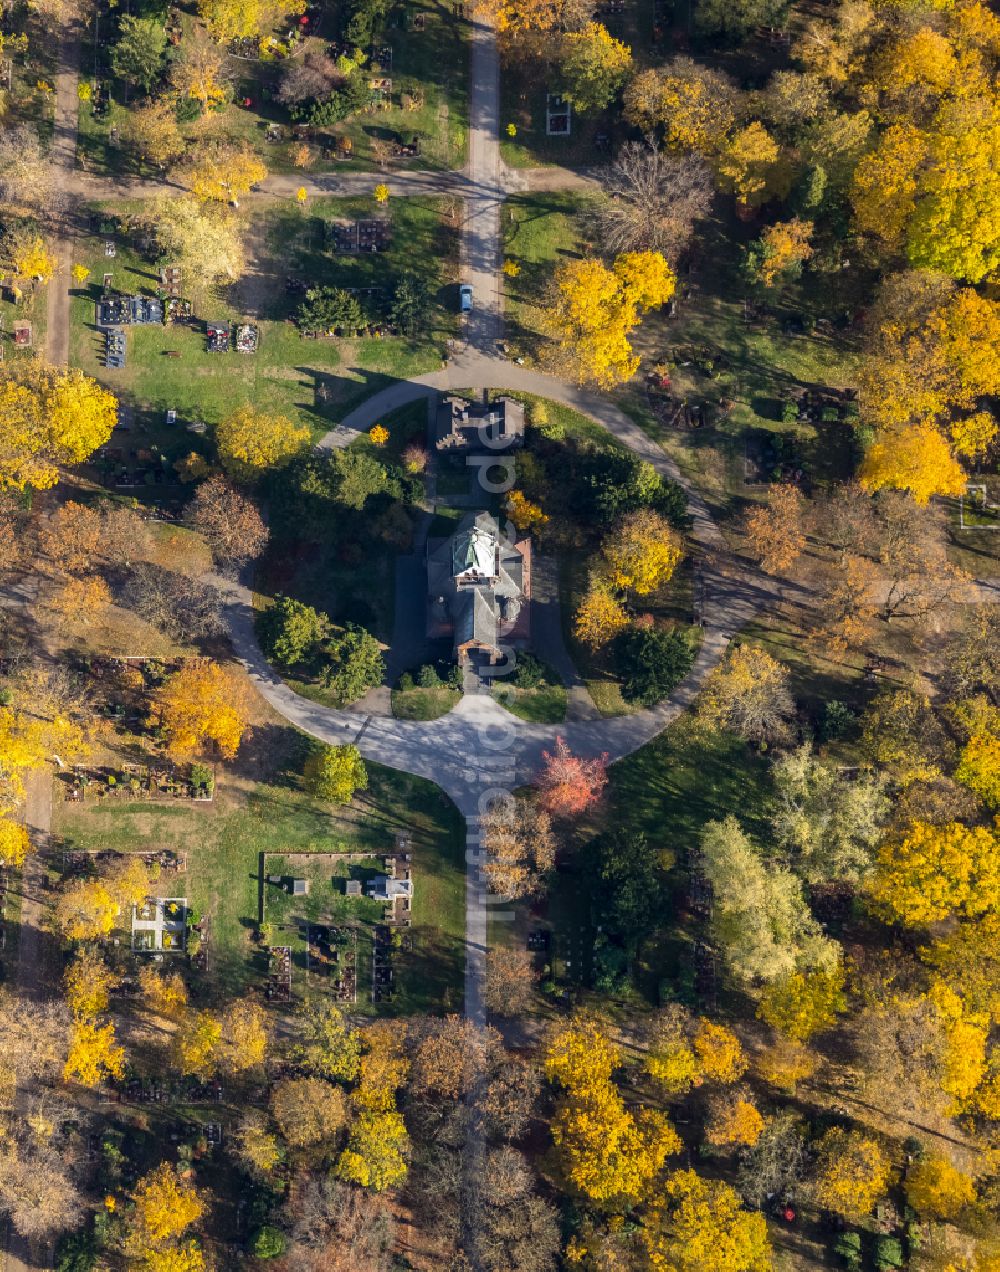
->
874 1237 903 1271
834 1232 862 1270
614 627 695 706
447 663 464 690
251 1226 286 1260
417 663 440 689
259 595 331 668
398 672 415 692
820 699 855 742
513 652 546 690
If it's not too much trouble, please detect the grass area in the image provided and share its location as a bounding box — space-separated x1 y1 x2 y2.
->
617 214 864 527
427 505 464 537
53 757 466 1013
498 0 652 168
391 685 461 719
559 554 696 717
609 714 772 849
502 192 595 354
492 680 567 723
499 389 629 450
79 0 469 177
69 198 457 435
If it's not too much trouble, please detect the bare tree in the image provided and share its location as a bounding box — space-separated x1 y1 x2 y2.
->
466 1148 560 1272
481 945 536 1017
188 476 269 566
472 1053 541 1142
596 140 713 261
287 1177 395 1272
278 52 343 106
0 1141 84 1241
0 125 54 216
120 564 224 642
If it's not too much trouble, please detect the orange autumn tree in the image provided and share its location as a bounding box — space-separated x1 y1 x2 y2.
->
744 484 807 575
704 1092 765 1147
152 660 252 759
535 736 608 819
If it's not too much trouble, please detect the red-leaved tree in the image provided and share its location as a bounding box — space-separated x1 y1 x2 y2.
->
535 737 608 819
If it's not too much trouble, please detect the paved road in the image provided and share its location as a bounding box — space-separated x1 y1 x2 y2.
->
462 18 503 352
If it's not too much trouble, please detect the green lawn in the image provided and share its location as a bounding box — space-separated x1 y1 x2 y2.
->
52 759 466 1013
501 192 597 355
391 685 461 719
492 680 567 723
70 198 457 434
80 0 468 177
559 554 696 718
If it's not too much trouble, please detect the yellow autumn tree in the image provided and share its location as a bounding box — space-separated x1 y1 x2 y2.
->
851 123 927 246
64 1018 126 1087
574 583 630 650
859 421 967 505
64 946 118 1018
215 406 310 479
55 879 117 941
704 1093 766 1147
907 111 1000 283
152 660 252 760
623 61 738 153
716 122 785 208
643 1169 771 1272
558 22 632 115
955 732 1000 808
505 489 549 532
750 220 814 288
138 967 189 1018
812 1127 895 1220
874 27 959 108
0 818 30 867
601 509 682 596
199 0 305 42
692 1020 748 1084
546 1018 681 1207
756 965 846 1042
905 1155 976 1220
169 28 227 114
219 999 268 1074
544 251 675 388
951 411 998 459
6 234 56 284
142 1242 206 1272
335 1110 409 1191
867 820 1000 926
0 707 49 812
174 1009 222 1078
923 914 1000 1024
0 362 118 491
131 1163 204 1249
176 141 268 204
